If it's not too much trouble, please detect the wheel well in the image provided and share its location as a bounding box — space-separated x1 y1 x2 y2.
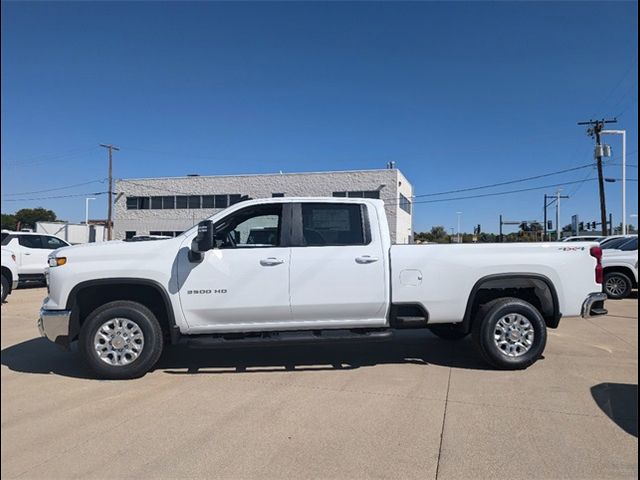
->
463 275 560 332
1 266 12 285
70 283 172 342
603 266 637 288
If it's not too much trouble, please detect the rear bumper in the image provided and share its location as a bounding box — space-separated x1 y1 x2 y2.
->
38 308 72 349
581 292 608 318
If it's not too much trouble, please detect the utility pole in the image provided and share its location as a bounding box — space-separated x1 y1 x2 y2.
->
554 189 569 241
577 118 616 236
543 195 550 241
99 144 120 240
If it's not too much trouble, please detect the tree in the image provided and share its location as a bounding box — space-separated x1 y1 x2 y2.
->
14 208 57 229
1 213 17 230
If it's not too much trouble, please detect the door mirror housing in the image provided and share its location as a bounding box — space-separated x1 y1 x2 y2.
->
189 220 214 262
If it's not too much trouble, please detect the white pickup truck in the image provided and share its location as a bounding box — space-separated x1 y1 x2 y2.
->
39 197 607 379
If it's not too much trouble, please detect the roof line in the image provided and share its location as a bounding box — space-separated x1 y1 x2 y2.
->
117 168 401 182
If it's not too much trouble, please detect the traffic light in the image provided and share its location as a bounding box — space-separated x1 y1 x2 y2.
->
520 222 529 232
547 220 553 230
591 221 597 230
477 224 481 235
579 222 584 231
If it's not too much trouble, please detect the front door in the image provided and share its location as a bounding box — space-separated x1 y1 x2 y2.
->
178 203 292 332
288 202 388 327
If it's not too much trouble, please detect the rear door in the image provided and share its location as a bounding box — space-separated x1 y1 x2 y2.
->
16 235 49 275
288 202 388 327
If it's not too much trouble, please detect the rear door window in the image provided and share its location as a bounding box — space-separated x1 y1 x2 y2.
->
18 235 43 249
300 203 368 246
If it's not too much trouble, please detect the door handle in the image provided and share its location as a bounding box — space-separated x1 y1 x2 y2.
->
260 257 284 266
23 252 31 256
355 255 379 264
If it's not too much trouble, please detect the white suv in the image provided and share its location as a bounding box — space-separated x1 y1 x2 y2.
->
1 231 69 283
602 236 638 299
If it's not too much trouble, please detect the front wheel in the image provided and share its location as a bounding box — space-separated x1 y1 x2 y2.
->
472 297 547 370
604 272 632 299
79 300 164 379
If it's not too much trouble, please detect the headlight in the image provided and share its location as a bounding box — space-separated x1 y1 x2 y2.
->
48 256 67 267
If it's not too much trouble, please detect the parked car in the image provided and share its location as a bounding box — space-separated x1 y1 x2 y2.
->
128 235 172 242
1 248 19 303
602 236 638 299
1 232 70 283
562 235 605 243
39 197 607 379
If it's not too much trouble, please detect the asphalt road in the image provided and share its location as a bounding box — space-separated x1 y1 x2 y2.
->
1 287 638 479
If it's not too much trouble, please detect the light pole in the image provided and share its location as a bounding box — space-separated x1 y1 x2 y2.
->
85 197 96 242
601 130 627 234
456 212 462 243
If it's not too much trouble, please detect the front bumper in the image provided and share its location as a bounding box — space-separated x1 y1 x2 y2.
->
581 292 608 318
38 308 72 349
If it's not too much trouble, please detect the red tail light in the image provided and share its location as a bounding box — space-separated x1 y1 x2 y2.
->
590 246 603 284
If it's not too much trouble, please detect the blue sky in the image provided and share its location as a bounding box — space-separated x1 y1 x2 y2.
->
1 1 637 234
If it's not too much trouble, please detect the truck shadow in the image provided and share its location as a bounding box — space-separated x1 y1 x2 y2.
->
1 331 493 380
591 383 638 437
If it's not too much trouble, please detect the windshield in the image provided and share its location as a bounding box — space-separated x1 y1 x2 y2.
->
600 237 633 249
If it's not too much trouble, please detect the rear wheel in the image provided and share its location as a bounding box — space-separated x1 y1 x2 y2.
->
79 300 163 379
604 272 632 299
1 275 9 303
472 297 547 370
428 324 469 340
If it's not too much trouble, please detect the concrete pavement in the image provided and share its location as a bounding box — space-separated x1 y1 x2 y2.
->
1 287 637 479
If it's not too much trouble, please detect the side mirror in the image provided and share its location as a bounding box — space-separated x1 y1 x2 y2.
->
189 220 214 262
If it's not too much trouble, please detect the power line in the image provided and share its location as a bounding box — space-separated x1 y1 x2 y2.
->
384 178 637 207
409 163 594 199
2 192 107 202
1 179 106 197
3 147 99 167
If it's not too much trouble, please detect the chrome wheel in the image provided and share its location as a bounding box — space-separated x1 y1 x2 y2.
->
493 313 534 357
94 318 144 366
605 276 628 297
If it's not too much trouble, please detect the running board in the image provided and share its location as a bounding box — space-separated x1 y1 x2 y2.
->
179 328 393 349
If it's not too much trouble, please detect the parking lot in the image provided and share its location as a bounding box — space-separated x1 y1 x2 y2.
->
1 287 637 479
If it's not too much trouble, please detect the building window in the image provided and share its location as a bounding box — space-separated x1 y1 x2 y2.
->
229 194 242 205
138 197 150 210
188 195 201 209
214 195 228 208
334 191 379 199
399 193 411 214
126 197 138 210
272 193 285 197
125 231 136 239
151 196 163 209
162 196 175 209
176 196 188 209
202 195 215 208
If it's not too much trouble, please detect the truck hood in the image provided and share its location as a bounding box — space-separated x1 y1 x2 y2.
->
54 237 183 259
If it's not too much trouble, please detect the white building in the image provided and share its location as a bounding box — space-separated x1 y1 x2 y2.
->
36 221 106 244
114 168 413 243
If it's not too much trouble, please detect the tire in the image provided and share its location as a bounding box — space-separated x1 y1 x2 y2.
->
79 300 164 379
1 275 9 303
472 297 547 370
604 272 632 299
428 324 469 341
